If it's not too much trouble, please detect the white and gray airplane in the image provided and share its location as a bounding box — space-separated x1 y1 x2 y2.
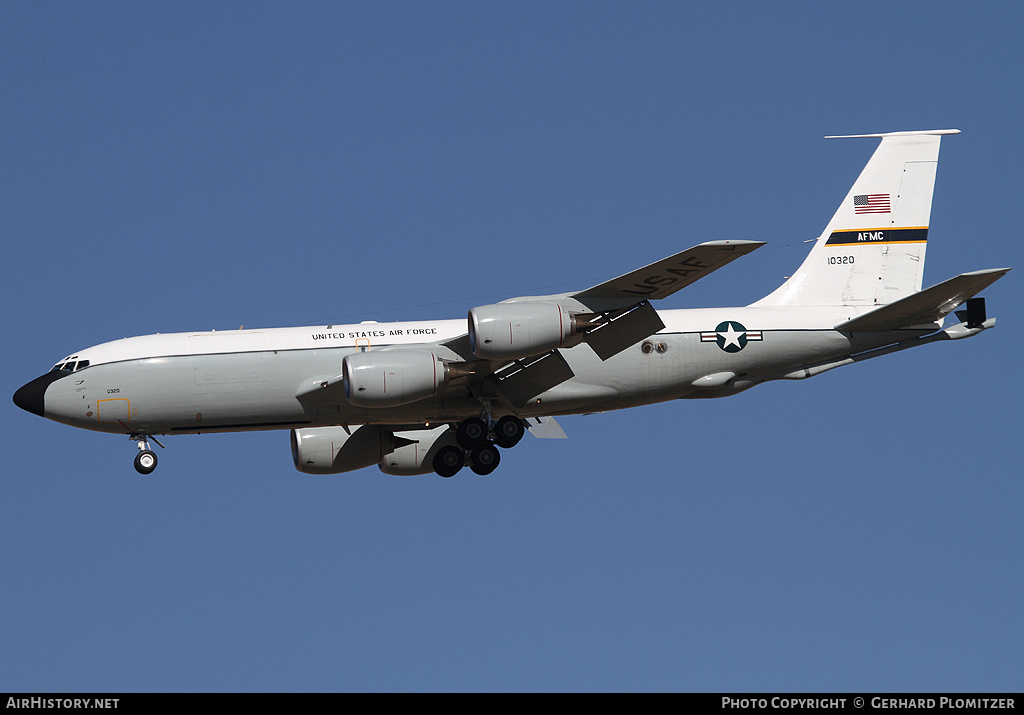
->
14 130 1010 478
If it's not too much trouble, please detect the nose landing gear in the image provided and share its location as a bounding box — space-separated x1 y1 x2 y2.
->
129 433 164 475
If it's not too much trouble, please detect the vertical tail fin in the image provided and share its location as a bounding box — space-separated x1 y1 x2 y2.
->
752 130 959 308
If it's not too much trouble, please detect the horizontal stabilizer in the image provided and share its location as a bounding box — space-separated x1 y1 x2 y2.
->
836 268 1011 332
573 240 764 302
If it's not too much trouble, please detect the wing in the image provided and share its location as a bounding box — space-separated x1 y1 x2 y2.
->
440 240 768 404
300 241 769 412
571 240 765 302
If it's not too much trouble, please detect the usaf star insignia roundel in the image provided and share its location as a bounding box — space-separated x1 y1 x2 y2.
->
700 321 763 353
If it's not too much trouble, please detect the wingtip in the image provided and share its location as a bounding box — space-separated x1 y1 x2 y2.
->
698 239 767 249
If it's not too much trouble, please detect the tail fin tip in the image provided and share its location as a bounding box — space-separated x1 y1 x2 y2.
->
825 129 961 139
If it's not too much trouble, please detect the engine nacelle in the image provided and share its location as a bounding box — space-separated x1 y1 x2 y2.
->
468 302 576 360
342 350 447 408
291 425 395 474
378 425 459 476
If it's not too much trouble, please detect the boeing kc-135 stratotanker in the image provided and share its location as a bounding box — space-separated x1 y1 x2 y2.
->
14 130 1010 477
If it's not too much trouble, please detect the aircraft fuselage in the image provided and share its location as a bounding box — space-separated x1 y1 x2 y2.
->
23 305 922 437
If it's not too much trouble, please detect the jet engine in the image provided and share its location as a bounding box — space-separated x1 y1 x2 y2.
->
378 425 459 476
342 350 447 408
291 425 396 474
468 302 577 360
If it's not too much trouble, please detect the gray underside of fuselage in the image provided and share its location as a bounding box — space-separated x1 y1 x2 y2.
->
40 329 918 436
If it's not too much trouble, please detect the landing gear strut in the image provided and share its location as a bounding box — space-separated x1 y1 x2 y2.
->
130 433 164 475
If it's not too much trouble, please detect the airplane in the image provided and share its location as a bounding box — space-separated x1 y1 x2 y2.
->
13 129 1010 478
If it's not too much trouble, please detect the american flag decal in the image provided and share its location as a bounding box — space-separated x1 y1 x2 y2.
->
854 194 891 214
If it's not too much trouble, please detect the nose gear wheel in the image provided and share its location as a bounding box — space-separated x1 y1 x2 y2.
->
129 433 164 475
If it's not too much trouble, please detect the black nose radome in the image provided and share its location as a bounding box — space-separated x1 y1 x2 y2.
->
13 372 65 417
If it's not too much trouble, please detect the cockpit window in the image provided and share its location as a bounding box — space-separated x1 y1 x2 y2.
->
49 360 89 373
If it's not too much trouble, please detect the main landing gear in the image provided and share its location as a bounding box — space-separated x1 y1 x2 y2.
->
129 433 165 475
433 414 527 478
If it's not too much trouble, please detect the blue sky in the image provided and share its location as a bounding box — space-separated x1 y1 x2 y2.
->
2 2 1020 692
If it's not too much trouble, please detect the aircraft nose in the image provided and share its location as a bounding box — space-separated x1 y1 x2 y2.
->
13 372 65 417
